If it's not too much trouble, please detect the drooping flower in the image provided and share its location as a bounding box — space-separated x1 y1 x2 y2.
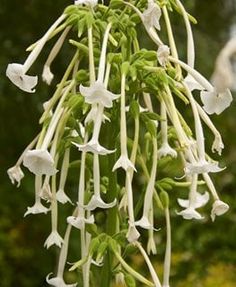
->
200 88 233 115
74 0 98 7
44 230 64 249
85 104 110 124
46 273 77 287
79 81 120 108
84 195 117 211
6 14 66 92
112 154 136 172
23 149 57 176
73 140 115 155
158 142 177 159
184 160 223 176
135 215 153 230
211 199 229 222
6 63 38 93
7 165 24 187
56 189 72 204
126 222 140 243
178 191 209 209
142 0 162 31
24 200 49 217
157 45 170 67
177 207 203 220
67 214 94 230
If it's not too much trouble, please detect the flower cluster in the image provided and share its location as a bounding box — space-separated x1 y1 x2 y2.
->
7 0 231 286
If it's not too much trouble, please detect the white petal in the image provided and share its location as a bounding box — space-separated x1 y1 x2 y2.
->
126 223 140 243
157 45 170 66
7 165 24 187
73 140 115 155
200 89 233 115
143 1 162 30
74 0 98 7
67 214 94 230
147 236 157 255
6 63 38 93
211 199 229 221
23 149 57 176
177 207 203 220
112 154 136 172
46 273 77 287
135 216 153 229
56 189 72 204
84 195 117 211
185 160 223 175
177 191 209 209
24 201 49 216
158 142 177 159
44 230 64 249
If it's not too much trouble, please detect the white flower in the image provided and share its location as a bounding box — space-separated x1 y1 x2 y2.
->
158 142 177 159
200 88 233 115
39 181 52 201
73 140 115 155
183 74 204 91
126 222 140 243
44 230 64 249
56 189 72 204
178 191 209 209
6 14 66 93
112 154 136 172
177 207 204 220
84 195 117 211
142 0 162 31
211 199 229 222
23 149 57 176
6 63 38 93
46 273 77 287
115 272 125 286
185 160 223 175
135 215 153 230
85 104 110 124
42 65 54 85
74 0 98 7
24 201 49 217
7 165 24 187
157 45 170 66
147 235 157 255
79 81 120 108
212 135 224 155
67 214 94 230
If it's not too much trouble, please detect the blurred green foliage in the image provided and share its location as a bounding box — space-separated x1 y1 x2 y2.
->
0 0 236 286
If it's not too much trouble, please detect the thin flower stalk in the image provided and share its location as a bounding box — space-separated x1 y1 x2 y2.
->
135 242 162 287
163 207 171 287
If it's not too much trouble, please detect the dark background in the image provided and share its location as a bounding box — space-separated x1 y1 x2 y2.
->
0 0 236 286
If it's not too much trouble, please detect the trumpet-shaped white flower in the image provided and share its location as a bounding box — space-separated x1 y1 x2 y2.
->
46 273 77 287
212 135 224 155
211 199 229 221
85 104 110 124
178 191 209 209
7 165 24 187
74 0 98 7
79 81 120 108
177 206 204 220
142 0 162 31
157 45 170 66
126 222 140 243
135 215 153 230
67 214 94 230
6 63 38 93
73 140 115 155
158 142 177 159
40 181 52 201
56 189 72 204
6 14 66 92
112 154 136 172
23 149 57 176
42 66 54 85
185 160 223 175
200 88 233 115
84 195 117 211
44 230 64 249
183 74 204 91
24 200 49 217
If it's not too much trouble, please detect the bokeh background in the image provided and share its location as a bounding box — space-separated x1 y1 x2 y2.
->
0 0 236 286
